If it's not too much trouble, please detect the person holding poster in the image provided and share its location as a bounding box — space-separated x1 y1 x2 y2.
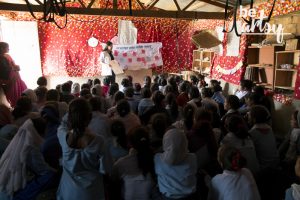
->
100 41 116 84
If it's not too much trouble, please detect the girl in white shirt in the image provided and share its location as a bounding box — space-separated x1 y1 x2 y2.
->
208 145 261 200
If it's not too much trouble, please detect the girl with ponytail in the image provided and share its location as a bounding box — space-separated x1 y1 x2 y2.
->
57 98 112 200
111 126 155 200
208 145 261 200
222 115 260 175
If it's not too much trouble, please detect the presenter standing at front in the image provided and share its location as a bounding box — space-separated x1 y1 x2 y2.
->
100 41 116 84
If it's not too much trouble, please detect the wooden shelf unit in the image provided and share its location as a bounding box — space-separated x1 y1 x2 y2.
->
192 49 214 75
245 46 284 89
274 50 300 91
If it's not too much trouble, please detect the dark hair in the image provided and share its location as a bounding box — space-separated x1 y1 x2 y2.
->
193 108 217 157
62 82 72 93
56 84 61 92
189 86 200 99
250 105 270 124
80 88 92 99
166 93 178 120
121 78 130 88
240 79 253 91
225 115 249 140
46 89 60 101
253 86 265 97
144 76 151 88
127 75 133 84
293 110 299 123
81 83 91 90
93 78 101 86
68 98 92 148
134 83 141 92
153 75 159 84
159 78 167 86
116 100 131 117
210 80 221 87
179 81 190 93
150 83 159 93
111 120 128 150
114 91 125 105
183 104 195 131
35 87 48 101
37 76 47 87
226 95 240 110
201 88 213 98
141 87 151 98
89 97 102 112
245 93 261 106
190 75 199 85
41 103 59 123
212 85 222 93
125 87 134 98
164 85 173 95
31 117 47 137
152 91 165 106
218 145 246 171
104 41 113 51
103 76 111 86
0 42 8 54
150 113 168 139
128 126 154 176
12 97 32 119
109 83 119 96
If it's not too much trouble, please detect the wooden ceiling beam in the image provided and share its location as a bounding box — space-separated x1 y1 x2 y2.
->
0 2 225 19
136 0 146 10
173 0 181 11
183 0 197 11
87 0 96 8
147 0 160 10
198 0 228 8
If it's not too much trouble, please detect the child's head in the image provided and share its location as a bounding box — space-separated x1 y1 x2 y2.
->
291 110 299 128
249 105 270 125
68 98 91 132
89 97 102 112
93 78 101 86
121 78 130 88
218 145 246 171
150 113 168 138
210 80 221 87
111 120 127 149
240 79 253 91
224 95 240 111
113 91 125 105
189 86 200 100
125 87 134 98
152 91 165 106
225 115 249 140
201 88 213 98
108 83 119 96
244 93 261 107
37 76 47 87
144 76 151 86
116 100 131 117
46 89 60 102
134 83 141 93
141 87 152 99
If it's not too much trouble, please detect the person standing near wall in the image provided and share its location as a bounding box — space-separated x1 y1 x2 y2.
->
100 41 116 84
0 42 27 107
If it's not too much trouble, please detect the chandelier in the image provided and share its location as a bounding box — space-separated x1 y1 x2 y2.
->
24 0 68 29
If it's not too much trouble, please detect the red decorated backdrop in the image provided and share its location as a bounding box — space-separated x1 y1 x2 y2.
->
38 17 223 77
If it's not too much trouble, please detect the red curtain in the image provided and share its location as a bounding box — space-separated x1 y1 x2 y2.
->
38 16 223 77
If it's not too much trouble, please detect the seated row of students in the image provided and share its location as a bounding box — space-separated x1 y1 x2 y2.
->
0 75 299 200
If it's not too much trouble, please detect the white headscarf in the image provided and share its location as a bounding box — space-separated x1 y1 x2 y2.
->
0 119 43 196
72 83 80 94
92 84 102 96
161 128 188 165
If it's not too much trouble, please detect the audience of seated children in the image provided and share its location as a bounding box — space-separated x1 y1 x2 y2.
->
0 75 299 200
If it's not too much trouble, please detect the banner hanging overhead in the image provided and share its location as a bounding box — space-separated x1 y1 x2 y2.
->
112 42 163 70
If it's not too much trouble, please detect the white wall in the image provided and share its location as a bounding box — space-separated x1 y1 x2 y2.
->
0 20 42 89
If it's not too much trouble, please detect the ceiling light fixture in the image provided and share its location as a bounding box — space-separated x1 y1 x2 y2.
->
24 0 68 29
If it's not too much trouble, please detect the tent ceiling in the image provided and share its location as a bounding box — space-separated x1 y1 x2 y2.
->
0 0 259 19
